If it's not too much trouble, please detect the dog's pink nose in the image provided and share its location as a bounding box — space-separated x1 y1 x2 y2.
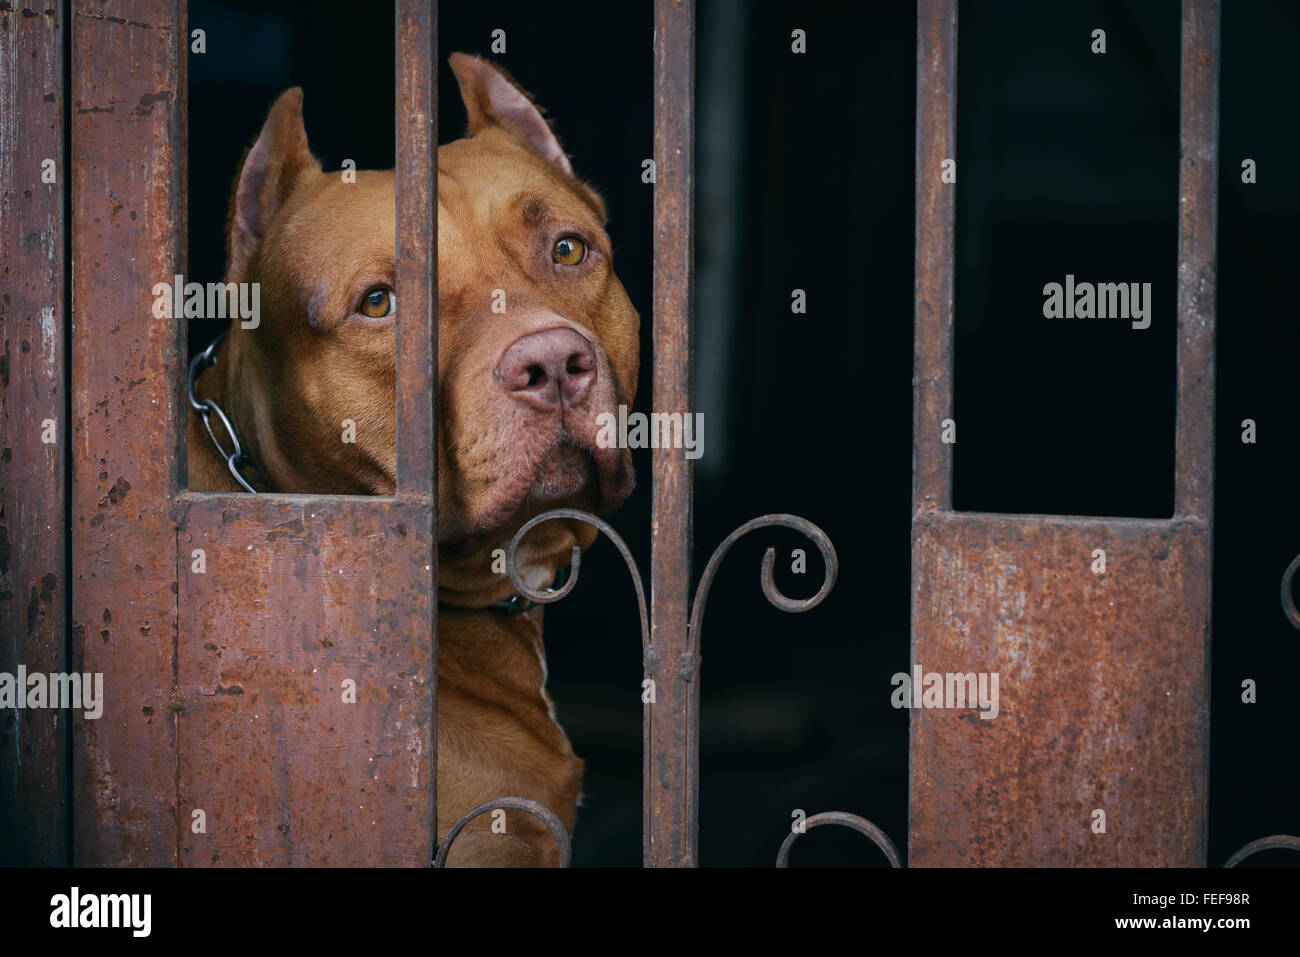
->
496 329 597 411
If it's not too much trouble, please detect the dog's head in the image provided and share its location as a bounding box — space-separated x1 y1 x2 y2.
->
223 54 639 605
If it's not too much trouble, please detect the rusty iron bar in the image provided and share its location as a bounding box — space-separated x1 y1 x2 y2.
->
1174 0 1219 522
908 0 1219 866
775 811 903 868
434 796 571 868
395 0 439 861
650 0 696 867
70 0 187 866
1223 835 1300 868
0 0 67 865
912 0 956 515
1177 0 1220 862
395 0 437 504
1281 553 1300 631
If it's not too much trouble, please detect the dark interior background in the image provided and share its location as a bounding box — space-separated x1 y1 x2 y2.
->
187 0 1300 866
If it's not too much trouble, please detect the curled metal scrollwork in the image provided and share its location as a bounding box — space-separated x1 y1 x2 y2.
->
503 509 846 866
690 513 838 644
1282 553 1300 632
776 811 903 868
506 510 837 649
434 796 572 868
1224 834 1300 868
506 507 650 646
1221 560 1300 868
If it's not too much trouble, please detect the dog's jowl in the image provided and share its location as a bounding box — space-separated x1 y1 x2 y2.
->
188 54 640 866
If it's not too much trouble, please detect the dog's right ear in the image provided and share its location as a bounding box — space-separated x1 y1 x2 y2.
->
228 87 321 280
449 53 574 177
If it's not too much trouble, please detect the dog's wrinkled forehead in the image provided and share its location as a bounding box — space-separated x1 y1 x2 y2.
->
265 174 397 330
434 136 615 332
437 135 606 248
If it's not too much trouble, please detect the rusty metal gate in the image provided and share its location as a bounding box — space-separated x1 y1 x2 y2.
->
911 0 1219 867
2 0 1295 867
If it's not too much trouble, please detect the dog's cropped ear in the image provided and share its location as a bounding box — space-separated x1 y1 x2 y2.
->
449 53 574 177
228 87 322 279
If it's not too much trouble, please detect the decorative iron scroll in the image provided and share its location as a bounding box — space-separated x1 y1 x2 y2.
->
484 508 900 865
506 509 840 651
505 508 649 643
1282 552 1300 632
1220 558 1300 867
434 797 572 868
775 811 903 868
1223 834 1300 868
691 514 838 633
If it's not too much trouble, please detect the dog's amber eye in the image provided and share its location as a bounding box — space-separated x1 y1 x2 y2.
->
552 236 586 266
360 287 395 318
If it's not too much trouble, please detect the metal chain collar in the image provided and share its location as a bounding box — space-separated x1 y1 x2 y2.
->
187 330 258 493
188 330 567 614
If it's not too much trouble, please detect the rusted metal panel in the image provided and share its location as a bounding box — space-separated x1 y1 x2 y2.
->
69 0 186 866
395 0 438 850
911 513 1209 865
174 495 433 865
0 1 66 865
909 0 1218 866
648 0 696 867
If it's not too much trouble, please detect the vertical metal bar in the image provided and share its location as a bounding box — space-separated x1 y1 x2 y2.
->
70 0 185 864
395 0 438 854
1173 0 1219 522
0 1 66 865
1176 0 1219 863
912 0 956 515
648 0 696 867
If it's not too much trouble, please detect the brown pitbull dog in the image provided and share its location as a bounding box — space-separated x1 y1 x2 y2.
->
188 54 639 866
